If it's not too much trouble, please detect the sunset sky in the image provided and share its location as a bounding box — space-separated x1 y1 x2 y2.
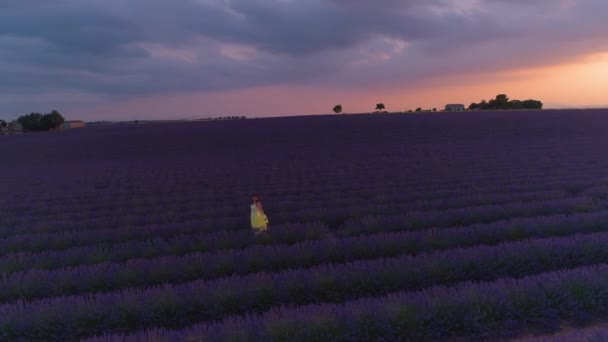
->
1 0 607 121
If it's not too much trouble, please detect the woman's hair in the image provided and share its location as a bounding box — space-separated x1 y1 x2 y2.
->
251 193 260 202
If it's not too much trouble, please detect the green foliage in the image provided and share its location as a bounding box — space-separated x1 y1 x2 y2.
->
509 100 524 109
521 99 543 109
17 113 43 131
469 94 543 111
17 110 65 131
492 94 509 108
333 104 343 114
40 110 65 130
415 107 422 112
375 103 385 112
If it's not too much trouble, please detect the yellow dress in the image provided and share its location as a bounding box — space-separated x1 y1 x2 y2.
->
251 204 268 231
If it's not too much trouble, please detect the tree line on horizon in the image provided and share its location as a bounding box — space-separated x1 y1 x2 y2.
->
469 94 543 111
333 103 389 114
17 110 66 131
332 94 543 114
200 116 247 121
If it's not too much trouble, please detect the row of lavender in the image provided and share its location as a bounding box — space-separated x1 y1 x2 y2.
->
3 138 601 204
3 158 596 209
2 210 608 303
89 264 608 341
2 169 604 238
1 196 601 275
3 233 608 340
0 185 587 251
522 323 608 342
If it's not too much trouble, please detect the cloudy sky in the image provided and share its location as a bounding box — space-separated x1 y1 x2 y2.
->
1 0 607 120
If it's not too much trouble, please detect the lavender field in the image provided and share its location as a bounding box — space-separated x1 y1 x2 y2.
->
2 110 608 341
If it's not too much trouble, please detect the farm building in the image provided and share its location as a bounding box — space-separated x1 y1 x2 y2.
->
2 121 23 135
445 104 466 112
62 120 86 129
8 121 23 132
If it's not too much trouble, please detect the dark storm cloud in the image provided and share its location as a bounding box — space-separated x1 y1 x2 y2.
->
1 0 607 113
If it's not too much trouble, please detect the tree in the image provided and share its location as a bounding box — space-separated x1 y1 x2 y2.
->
469 94 542 111
40 110 65 130
432 108 437 112
491 94 509 108
18 111 66 131
18 113 44 131
333 104 343 114
375 103 385 112
415 107 422 112
522 99 543 109
508 100 523 110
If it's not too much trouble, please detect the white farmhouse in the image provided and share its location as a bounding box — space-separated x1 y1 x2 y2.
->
444 104 466 112
1 121 23 135
8 121 23 132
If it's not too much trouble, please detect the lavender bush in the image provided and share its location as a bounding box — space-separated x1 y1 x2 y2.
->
3 232 608 339
3 211 608 302
90 264 608 341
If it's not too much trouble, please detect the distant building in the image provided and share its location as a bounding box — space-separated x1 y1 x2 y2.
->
8 121 23 133
445 104 466 112
61 120 86 129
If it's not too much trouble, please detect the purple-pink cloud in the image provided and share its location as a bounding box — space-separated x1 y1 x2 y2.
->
0 0 607 119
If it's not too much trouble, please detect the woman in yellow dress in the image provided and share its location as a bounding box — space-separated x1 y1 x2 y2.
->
251 194 269 234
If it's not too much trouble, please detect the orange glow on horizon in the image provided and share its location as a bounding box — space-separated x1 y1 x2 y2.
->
381 51 608 111
86 52 608 120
